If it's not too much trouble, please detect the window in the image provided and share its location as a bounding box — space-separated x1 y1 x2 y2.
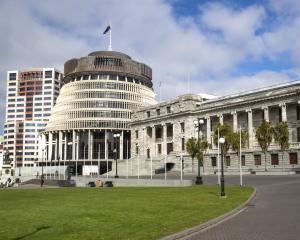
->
158 144 162 154
297 128 300 142
135 130 138 139
211 157 217 167
135 145 139 155
34 103 42 106
181 138 185 151
241 155 245 166
271 154 279 165
147 111 150 118
225 156 230 166
297 106 300 120
254 155 261 165
289 153 298 165
156 109 160 116
180 122 185 133
44 86 52 89
167 106 171 114
118 76 125 81
9 73 17 80
45 70 52 78
55 71 60 79
44 97 52 100
147 148 150 159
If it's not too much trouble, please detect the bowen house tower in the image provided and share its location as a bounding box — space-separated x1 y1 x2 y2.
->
41 51 156 175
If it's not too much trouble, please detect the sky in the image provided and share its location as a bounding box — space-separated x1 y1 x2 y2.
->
1 0 300 133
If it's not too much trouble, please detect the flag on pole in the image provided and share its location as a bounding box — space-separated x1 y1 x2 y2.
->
103 25 111 34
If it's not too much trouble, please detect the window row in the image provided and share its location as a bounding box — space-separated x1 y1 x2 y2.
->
211 153 299 166
64 110 131 119
48 120 130 130
71 91 141 101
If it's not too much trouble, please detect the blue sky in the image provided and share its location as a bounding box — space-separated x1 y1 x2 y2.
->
1 0 300 134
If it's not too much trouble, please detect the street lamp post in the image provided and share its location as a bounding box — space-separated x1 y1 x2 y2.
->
219 137 226 197
113 133 120 178
194 118 204 185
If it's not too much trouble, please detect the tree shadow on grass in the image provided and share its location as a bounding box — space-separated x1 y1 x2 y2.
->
12 226 51 240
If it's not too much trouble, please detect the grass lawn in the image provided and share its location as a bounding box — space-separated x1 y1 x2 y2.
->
0 186 253 240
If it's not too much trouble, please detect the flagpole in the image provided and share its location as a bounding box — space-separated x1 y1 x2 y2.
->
240 126 243 187
108 23 112 51
159 82 162 102
217 128 220 185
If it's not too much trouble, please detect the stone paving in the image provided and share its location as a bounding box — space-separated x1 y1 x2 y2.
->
184 175 300 240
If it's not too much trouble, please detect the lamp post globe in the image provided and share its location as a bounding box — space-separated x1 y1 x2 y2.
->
219 137 226 197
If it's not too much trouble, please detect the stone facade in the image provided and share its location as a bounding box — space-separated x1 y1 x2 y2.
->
131 81 300 174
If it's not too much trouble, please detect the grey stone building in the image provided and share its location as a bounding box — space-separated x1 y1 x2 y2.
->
130 80 300 174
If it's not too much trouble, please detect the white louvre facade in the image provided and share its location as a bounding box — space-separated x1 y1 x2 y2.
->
40 51 156 176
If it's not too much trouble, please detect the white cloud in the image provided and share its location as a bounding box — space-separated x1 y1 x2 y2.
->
1 0 300 132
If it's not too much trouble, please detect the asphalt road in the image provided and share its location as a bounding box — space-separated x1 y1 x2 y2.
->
185 175 300 240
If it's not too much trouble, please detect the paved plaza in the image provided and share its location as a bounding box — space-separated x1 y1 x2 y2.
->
176 175 300 240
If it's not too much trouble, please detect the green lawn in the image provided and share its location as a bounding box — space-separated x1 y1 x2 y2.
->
0 186 253 240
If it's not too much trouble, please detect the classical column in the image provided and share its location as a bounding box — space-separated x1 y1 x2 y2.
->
64 132 67 161
247 109 253 149
219 114 223 125
232 111 238 132
120 130 124 160
58 131 63 160
105 130 108 160
72 130 76 160
88 130 92 161
206 116 211 144
54 133 58 161
48 132 53 161
280 103 287 122
162 124 167 155
152 126 156 156
76 131 79 161
262 106 269 122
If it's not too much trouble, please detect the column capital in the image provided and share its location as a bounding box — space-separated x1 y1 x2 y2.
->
204 115 210 120
279 102 286 108
231 111 237 115
261 106 269 110
246 109 252 113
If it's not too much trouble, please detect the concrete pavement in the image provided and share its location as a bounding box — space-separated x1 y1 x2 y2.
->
174 175 300 240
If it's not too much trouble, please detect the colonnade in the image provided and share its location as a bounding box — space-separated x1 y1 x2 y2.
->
42 129 131 164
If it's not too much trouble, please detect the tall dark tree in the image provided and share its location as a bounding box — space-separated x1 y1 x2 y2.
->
186 137 197 173
196 137 210 174
231 130 248 157
274 122 290 170
213 123 233 159
255 120 274 171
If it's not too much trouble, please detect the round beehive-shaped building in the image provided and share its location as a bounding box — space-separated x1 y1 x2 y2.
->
41 51 156 173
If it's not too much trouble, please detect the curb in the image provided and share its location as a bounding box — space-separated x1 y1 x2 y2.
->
160 187 257 240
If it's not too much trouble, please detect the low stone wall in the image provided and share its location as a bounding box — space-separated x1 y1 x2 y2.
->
74 177 193 187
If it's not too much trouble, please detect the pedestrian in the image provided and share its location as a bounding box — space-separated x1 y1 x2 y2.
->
41 174 44 187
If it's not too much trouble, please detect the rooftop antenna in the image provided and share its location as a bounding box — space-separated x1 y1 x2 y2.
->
103 22 112 51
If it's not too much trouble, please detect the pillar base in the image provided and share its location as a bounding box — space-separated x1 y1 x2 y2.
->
195 176 203 185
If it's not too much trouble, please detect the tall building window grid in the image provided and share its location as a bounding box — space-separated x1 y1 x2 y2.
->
4 68 62 167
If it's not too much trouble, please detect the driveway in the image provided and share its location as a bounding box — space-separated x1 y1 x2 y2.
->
186 175 300 240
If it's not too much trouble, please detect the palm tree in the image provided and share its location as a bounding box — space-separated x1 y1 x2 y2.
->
231 130 248 158
213 123 233 159
186 137 197 173
255 120 274 171
196 137 210 174
274 122 290 170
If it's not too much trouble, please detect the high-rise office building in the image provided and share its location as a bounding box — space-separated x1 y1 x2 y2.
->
3 68 62 169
